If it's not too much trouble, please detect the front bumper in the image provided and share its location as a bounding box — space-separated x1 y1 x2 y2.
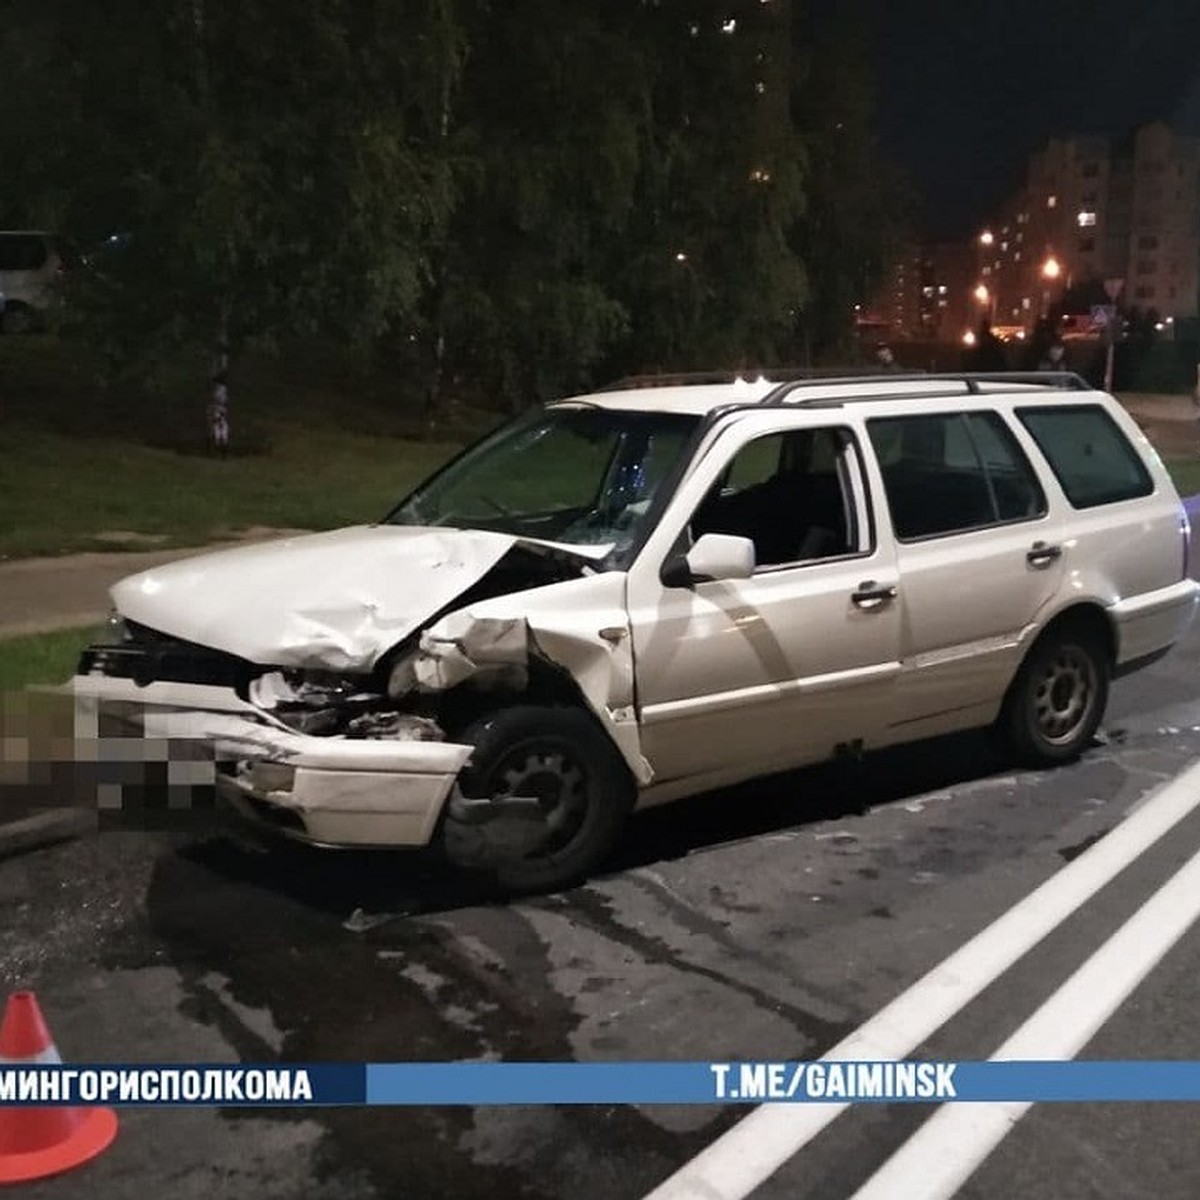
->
70 674 472 848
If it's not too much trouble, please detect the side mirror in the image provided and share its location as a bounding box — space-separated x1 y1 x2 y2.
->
662 533 756 587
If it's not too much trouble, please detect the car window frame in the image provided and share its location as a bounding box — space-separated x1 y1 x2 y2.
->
679 420 877 577
1014 402 1155 510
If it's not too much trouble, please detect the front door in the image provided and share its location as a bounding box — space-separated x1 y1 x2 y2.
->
625 411 902 791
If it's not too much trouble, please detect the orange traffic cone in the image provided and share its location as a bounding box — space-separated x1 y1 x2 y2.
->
0 991 118 1184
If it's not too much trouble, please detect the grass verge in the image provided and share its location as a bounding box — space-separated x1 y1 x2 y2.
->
0 627 97 691
0 335 495 559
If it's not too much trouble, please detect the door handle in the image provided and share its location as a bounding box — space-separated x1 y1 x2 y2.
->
1027 541 1063 568
852 580 897 610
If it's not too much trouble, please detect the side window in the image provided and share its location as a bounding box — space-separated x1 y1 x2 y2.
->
0 235 48 271
1016 406 1153 508
691 426 863 569
723 434 782 494
868 412 1046 540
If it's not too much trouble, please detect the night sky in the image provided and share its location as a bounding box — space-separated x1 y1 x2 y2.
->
831 0 1200 239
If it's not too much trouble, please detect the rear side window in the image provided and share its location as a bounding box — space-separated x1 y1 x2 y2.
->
0 235 48 271
1016 405 1153 508
868 412 1046 540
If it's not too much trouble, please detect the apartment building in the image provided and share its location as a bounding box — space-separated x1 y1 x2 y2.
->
972 122 1200 337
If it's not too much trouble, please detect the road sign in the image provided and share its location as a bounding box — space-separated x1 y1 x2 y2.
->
1091 305 1117 327
1104 277 1125 300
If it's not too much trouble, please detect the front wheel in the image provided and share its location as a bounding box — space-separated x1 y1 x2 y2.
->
438 705 634 893
1001 625 1110 766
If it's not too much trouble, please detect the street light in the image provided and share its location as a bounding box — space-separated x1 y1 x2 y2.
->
1041 256 1061 281
973 284 990 304
979 231 994 247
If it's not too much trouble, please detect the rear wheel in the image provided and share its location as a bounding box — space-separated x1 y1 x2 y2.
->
439 705 634 893
1001 624 1109 766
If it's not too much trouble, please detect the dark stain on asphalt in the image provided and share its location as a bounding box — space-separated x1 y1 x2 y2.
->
96 838 745 1199
538 886 855 1054
1058 827 1113 862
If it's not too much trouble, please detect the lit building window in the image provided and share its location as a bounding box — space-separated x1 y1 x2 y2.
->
1047 195 1058 208
1077 211 1097 227
749 167 772 183
1000 241 1008 252
755 80 766 94
979 231 994 246
721 18 736 33
1021 297 1032 310
937 285 947 295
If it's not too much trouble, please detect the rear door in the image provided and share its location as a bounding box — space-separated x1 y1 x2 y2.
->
863 407 1066 737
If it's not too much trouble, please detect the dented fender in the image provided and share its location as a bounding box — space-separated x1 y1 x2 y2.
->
387 573 652 785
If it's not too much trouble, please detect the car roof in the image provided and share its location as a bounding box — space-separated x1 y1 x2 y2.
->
553 372 1090 416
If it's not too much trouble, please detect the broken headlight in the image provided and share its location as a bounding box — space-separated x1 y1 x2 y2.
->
249 670 378 711
93 609 133 646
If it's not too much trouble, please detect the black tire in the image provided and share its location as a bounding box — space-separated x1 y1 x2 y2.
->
1001 624 1110 767
439 705 635 893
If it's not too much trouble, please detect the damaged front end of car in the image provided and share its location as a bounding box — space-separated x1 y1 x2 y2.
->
70 528 648 858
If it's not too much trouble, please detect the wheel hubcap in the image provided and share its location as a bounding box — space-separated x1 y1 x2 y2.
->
1033 647 1097 745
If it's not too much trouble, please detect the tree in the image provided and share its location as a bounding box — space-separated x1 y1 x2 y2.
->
0 0 461 384
610 0 807 374
790 10 912 363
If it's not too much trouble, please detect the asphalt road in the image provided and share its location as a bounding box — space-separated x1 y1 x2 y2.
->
4 610 1200 1198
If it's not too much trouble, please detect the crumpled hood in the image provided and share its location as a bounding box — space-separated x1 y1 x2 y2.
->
110 525 594 671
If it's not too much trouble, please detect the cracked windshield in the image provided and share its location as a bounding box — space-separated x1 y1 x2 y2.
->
389 407 698 559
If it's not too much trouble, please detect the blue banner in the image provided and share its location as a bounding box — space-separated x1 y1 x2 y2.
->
7 1061 1200 1107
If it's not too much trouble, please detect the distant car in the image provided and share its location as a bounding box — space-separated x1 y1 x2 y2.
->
74 372 1199 892
0 231 64 332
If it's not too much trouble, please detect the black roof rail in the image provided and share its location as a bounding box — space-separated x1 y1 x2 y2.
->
761 371 1091 406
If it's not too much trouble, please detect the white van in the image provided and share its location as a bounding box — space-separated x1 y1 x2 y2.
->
74 372 1199 890
0 231 62 332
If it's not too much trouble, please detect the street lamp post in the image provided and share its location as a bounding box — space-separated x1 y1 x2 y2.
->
1103 276 1124 393
1039 255 1062 325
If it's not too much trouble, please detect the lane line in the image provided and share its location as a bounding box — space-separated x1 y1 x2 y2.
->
851 840 1200 1199
641 758 1200 1200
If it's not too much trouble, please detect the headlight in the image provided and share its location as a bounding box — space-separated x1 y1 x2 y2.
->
249 670 377 710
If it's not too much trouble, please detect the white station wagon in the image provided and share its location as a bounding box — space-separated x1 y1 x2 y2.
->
75 372 1199 890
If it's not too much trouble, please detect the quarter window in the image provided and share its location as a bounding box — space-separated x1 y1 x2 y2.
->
867 412 1046 540
1017 406 1153 508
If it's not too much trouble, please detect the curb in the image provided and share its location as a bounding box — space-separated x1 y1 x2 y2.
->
0 809 97 860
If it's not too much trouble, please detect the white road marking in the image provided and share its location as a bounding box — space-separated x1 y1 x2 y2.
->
851 839 1200 1199
640 758 1200 1200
